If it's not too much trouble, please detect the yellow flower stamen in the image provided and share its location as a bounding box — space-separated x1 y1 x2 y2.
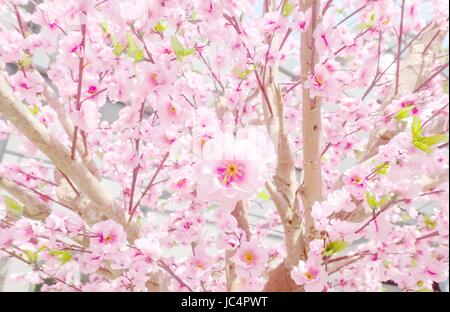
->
243 251 255 265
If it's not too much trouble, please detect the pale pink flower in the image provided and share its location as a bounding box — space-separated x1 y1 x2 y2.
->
136 60 178 98
233 240 268 275
291 259 328 292
0 31 25 63
134 236 161 264
263 12 288 34
343 167 367 200
291 9 311 33
196 131 274 211
8 72 44 105
12 219 35 245
71 101 101 132
313 23 337 57
90 220 127 251
156 98 190 125
198 0 223 21
0 228 13 248
304 64 339 99
186 249 213 278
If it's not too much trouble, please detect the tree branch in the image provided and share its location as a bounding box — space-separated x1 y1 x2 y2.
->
0 176 51 220
0 73 139 241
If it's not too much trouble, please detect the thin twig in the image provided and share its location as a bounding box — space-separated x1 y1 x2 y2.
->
128 151 170 222
70 24 87 160
158 260 194 291
394 0 406 95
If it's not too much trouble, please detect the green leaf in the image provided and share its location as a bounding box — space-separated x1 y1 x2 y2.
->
126 33 144 63
444 80 449 94
170 36 195 61
100 21 109 34
28 104 40 116
3 195 23 217
365 191 379 210
112 38 124 57
153 20 167 34
375 162 390 175
18 54 32 69
190 10 200 22
356 23 372 31
281 1 295 17
413 140 432 153
323 240 348 257
411 117 422 139
170 36 183 58
180 48 195 57
378 194 392 207
421 134 448 146
258 191 270 201
24 249 38 263
423 215 437 230
25 245 48 264
395 106 414 121
49 250 73 264
232 65 256 80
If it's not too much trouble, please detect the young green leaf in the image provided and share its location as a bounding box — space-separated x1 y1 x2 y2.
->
126 33 144 63
3 195 23 217
18 54 32 69
170 36 195 61
232 65 256 80
281 1 295 17
112 38 124 57
100 21 109 34
395 106 414 121
421 134 448 147
49 250 73 264
190 10 200 22
323 240 348 257
365 191 379 210
378 194 392 207
411 117 422 139
28 104 40 116
24 249 38 263
24 245 48 264
154 20 167 34
423 215 437 230
412 140 432 153
375 162 390 175
258 191 270 201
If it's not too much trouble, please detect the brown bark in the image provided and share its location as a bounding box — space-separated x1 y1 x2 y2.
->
299 0 322 240
0 176 51 221
262 0 322 291
0 73 138 241
225 200 251 291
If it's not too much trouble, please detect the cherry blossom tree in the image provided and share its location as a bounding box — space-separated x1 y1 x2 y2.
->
0 0 448 292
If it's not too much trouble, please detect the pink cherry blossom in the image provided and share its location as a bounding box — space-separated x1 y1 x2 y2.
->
233 240 268 275
196 131 274 211
291 259 328 292
304 64 339 99
90 220 127 251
